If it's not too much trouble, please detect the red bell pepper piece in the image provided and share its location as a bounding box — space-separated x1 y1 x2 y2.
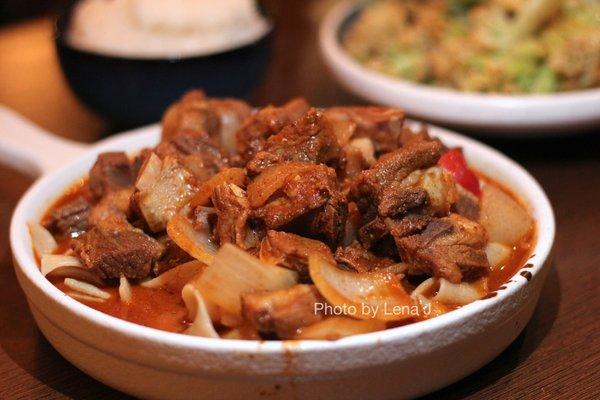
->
438 148 481 197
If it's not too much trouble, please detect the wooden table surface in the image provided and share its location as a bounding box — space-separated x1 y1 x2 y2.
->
0 1 599 399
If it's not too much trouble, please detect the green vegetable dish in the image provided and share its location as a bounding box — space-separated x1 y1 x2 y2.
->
343 0 600 93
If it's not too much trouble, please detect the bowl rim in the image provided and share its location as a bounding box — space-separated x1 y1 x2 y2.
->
321 0 600 104
10 123 555 356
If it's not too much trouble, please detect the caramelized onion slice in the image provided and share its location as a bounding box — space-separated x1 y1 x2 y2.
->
141 260 205 292
309 254 415 321
28 222 57 259
119 276 132 304
294 317 385 340
247 162 315 208
167 213 217 264
181 284 219 338
41 254 103 285
64 278 110 300
190 168 247 207
195 243 298 323
433 278 488 306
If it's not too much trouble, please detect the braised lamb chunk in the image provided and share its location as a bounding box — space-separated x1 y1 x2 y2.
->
251 163 347 243
241 284 324 339
211 183 253 248
44 196 91 235
334 241 396 273
259 230 332 279
236 97 310 162
324 106 404 153
88 187 134 227
89 152 133 198
246 109 344 175
378 187 429 218
398 125 431 147
350 139 444 216
133 155 198 232
154 236 193 275
394 214 489 283
155 131 229 182
72 217 164 279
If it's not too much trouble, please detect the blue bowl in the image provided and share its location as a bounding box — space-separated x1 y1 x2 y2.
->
55 3 272 127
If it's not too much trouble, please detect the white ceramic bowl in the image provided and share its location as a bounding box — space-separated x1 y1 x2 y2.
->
320 0 600 135
2 105 554 400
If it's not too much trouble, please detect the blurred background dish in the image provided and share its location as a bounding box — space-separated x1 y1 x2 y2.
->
320 0 600 135
55 0 273 128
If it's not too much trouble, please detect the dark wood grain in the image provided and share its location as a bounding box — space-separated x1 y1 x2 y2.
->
0 1 599 399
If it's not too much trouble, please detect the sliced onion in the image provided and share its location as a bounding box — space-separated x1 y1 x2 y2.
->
41 254 103 285
413 294 450 319
309 254 415 321
166 213 218 264
181 284 219 338
141 260 205 292
411 277 436 298
67 291 106 303
195 243 298 323
294 317 385 340
247 162 315 208
119 276 132 304
433 278 488 306
485 242 512 270
28 221 57 259
64 278 110 300
190 168 246 207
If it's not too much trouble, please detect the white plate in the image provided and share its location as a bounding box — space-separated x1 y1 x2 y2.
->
320 0 600 135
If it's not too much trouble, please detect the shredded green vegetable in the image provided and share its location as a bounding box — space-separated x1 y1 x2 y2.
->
344 0 600 93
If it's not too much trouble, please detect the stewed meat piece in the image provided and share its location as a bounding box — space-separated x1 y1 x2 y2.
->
88 187 134 227
89 152 134 198
236 97 310 162
43 196 91 235
246 109 343 175
73 217 163 279
394 213 490 283
324 106 404 153
259 230 332 278
350 139 444 217
250 162 347 244
211 183 253 248
241 284 324 338
334 241 396 273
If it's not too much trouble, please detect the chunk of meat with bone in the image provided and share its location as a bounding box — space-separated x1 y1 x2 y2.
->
236 98 309 162
155 131 229 182
161 90 251 147
394 214 489 283
43 196 91 235
133 154 198 232
324 106 404 153
350 140 444 217
250 162 347 244
259 230 332 279
89 152 133 198
211 183 252 248
73 217 163 279
246 109 343 175
378 166 459 218
334 241 396 273
241 284 324 338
